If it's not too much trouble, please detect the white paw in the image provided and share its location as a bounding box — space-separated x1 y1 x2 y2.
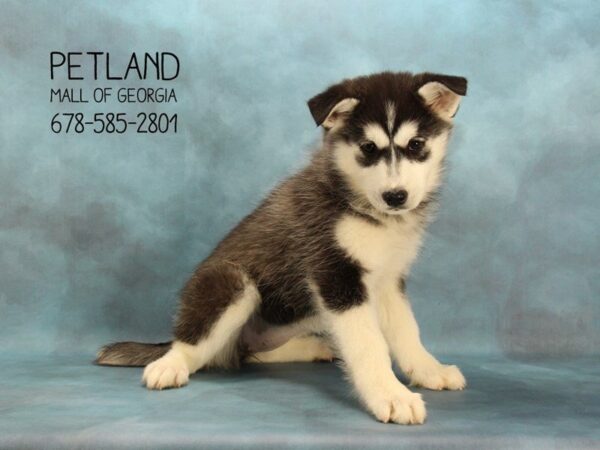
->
410 363 466 391
367 389 427 425
142 351 189 390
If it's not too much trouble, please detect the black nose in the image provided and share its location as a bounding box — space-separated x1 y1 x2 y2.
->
382 189 408 208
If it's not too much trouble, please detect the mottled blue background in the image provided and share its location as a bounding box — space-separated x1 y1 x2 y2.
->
1 0 599 358
2 1 600 448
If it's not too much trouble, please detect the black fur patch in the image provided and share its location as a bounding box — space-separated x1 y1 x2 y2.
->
257 274 315 325
313 248 366 311
355 143 388 167
174 264 246 344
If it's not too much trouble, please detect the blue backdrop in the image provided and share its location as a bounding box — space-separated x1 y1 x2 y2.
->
2 2 600 448
1 0 599 358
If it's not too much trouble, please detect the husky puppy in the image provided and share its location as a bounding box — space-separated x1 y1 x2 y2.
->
97 71 468 425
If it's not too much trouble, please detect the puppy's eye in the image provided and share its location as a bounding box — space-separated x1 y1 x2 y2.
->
407 138 425 153
359 141 378 156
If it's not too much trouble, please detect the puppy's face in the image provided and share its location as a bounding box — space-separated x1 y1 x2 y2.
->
308 72 467 215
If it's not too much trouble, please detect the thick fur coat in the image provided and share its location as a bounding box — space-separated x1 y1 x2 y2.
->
97 71 468 424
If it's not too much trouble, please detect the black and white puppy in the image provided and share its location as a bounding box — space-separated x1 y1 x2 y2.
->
97 71 468 425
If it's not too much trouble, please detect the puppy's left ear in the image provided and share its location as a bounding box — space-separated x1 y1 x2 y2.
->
307 84 359 130
417 73 467 120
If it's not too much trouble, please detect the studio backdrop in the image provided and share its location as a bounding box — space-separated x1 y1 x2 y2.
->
2 0 598 357
1 0 599 448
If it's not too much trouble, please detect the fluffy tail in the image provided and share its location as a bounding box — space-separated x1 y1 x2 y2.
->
95 341 171 367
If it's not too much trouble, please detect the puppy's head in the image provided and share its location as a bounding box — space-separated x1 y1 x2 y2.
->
308 72 467 215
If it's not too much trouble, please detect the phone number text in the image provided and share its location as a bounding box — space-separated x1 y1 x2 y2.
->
51 112 177 134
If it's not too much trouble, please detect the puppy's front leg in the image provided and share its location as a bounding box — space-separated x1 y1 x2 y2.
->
322 301 426 424
378 281 466 391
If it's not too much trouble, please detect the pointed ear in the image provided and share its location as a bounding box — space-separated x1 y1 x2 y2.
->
307 84 359 129
417 73 467 120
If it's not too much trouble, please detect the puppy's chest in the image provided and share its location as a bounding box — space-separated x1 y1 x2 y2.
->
334 214 424 278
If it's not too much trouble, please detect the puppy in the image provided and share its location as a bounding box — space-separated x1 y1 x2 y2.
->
97 71 468 425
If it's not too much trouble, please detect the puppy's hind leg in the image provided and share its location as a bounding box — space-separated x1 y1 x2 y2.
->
143 264 259 390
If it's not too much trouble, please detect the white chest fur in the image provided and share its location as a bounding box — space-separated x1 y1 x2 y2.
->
335 214 424 282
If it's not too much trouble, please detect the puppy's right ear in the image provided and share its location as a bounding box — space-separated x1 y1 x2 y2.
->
417 73 467 120
307 85 359 130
